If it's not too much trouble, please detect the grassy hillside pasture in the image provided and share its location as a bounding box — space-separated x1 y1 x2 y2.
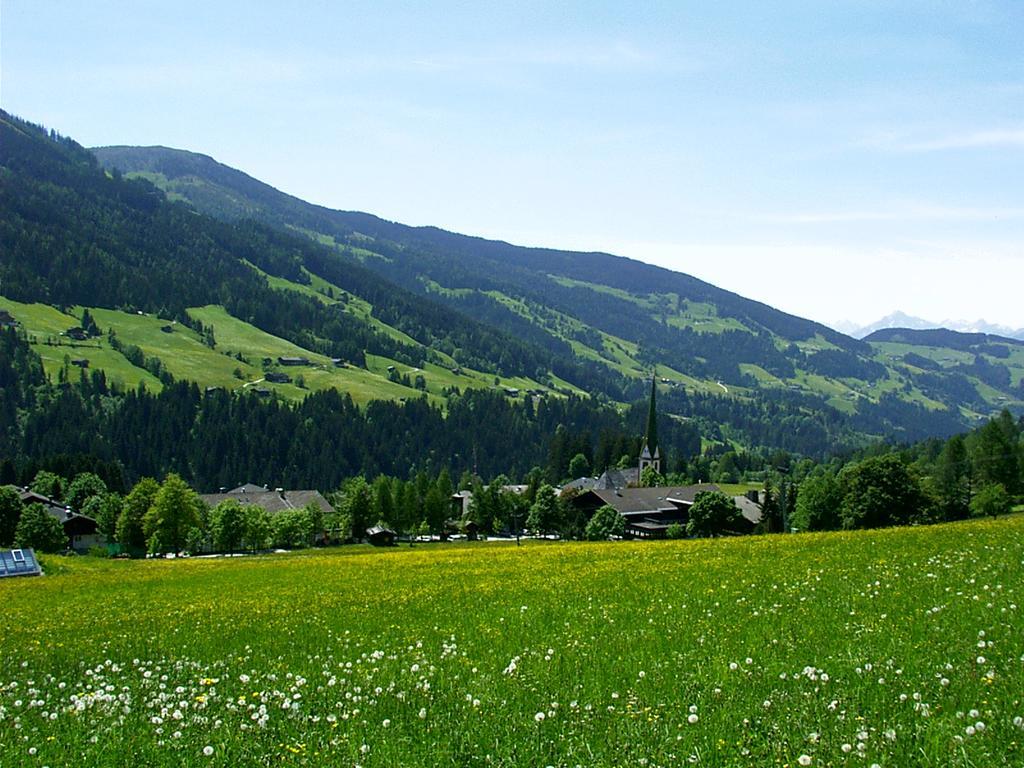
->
3 517 1023 767
86 307 260 390
1 296 163 391
186 305 429 406
249 263 432 354
871 340 1024 409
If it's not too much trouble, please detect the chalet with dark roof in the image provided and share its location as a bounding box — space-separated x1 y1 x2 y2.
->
366 525 397 546
17 488 104 552
569 483 759 538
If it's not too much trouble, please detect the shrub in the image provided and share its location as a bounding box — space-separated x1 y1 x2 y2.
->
15 503 67 553
970 483 1012 519
585 505 625 541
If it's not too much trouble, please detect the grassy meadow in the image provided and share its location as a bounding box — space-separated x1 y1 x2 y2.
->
2 518 1024 766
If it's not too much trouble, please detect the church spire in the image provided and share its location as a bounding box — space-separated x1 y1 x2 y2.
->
644 374 658 457
639 374 661 475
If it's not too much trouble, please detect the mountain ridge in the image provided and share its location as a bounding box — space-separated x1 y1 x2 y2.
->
92 145 863 354
87 142 1024 440
0 110 1020 477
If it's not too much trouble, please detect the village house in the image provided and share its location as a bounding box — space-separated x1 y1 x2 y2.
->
568 483 760 539
366 524 397 546
564 377 762 538
199 484 334 517
17 488 105 552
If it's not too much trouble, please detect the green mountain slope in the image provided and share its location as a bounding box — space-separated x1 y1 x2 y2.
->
92 144 1023 440
2 109 1019 481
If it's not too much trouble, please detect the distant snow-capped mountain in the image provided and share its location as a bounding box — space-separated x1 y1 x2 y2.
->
836 311 1024 341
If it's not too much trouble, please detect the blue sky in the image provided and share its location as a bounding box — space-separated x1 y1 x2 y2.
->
3 1 1022 329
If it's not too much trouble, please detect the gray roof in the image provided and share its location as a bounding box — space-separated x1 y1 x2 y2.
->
732 495 763 525
587 483 722 517
561 476 597 493
594 467 640 490
17 488 79 521
229 483 269 494
199 486 335 516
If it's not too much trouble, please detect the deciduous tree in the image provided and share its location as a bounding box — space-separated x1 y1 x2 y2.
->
210 499 247 554
116 478 159 553
792 473 842 531
15 503 66 552
585 504 624 540
838 454 929 530
686 491 742 538
143 473 201 555
970 483 1011 519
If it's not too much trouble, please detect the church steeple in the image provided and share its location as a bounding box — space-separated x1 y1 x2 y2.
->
639 375 661 475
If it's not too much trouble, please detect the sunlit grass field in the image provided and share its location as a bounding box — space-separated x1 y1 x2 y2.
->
2 518 1023 767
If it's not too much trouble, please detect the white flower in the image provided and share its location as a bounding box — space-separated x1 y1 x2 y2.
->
418 708 427 719
535 712 545 722
798 756 812 766
965 725 976 736
687 714 699 724
203 746 214 757
841 743 852 753
382 719 391 727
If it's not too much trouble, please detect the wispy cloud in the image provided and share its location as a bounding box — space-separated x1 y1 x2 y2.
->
860 127 1024 152
901 129 1024 151
763 203 1024 224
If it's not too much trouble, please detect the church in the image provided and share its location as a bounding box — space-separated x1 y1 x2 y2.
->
638 375 662 476
567 376 761 538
